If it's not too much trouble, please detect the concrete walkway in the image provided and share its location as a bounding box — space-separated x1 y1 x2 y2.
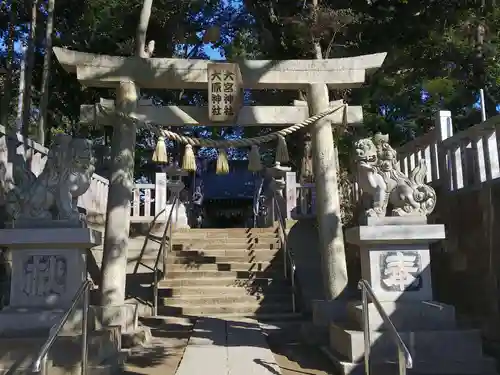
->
175 318 281 375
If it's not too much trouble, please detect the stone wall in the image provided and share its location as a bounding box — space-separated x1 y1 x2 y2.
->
431 182 500 339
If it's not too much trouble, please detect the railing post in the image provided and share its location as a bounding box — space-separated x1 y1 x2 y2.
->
435 110 453 189
362 286 371 375
155 172 167 220
285 171 297 220
81 286 89 375
434 110 456 253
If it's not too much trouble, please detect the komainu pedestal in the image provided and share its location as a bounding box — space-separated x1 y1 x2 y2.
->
322 134 496 375
0 222 101 334
0 134 101 333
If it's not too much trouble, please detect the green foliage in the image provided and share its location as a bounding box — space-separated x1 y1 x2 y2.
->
1 0 500 183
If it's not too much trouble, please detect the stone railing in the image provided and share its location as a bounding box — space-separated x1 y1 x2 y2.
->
439 115 500 191
396 110 453 187
396 111 500 193
77 173 109 216
284 172 316 219
130 173 171 223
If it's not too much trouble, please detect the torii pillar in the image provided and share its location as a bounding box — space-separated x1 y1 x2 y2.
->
53 47 386 326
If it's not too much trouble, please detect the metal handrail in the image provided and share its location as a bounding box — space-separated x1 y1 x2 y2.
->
271 192 297 312
132 206 169 274
153 193 179 316
32 280 92 375
253 176 265 228
358 279 413 375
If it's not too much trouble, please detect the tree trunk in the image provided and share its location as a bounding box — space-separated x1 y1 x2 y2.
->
309 0 348 300
21 0 39 138
135 0 153 58
99 0 153 325
16 47 27 131
0 0 17 126
38 0 56 146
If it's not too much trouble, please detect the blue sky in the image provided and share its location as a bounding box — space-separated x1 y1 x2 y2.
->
203 44 224 60
3 37 224 59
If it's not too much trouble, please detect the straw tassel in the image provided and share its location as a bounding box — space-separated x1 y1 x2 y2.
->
248 145 262 172
152 136 168 164
182 144 196 171
275 135 290 164
216 149 229 175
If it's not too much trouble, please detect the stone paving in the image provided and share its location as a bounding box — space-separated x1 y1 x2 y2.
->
175 318 281 375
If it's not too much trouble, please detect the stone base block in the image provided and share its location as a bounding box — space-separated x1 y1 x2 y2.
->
0 326 122 375
300 321 329 346
90 303 139 334
121 327 152 348
329 322 483 363
320 346 497 375
312 300 349 327
0 307 95 335
347 301 456 331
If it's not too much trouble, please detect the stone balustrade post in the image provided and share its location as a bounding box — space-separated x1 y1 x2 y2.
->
163 165 189 228
267 162 290 223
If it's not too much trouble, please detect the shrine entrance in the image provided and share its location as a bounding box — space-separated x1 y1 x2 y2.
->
53 46 386 331
188 160 258 228
203 199 251 228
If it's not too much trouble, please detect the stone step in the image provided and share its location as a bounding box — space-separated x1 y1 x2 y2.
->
91 247 282 267
166 269 285 279
346 301 457 331
329 322 485 363
171 248 282 257
167 252 282 263
174 228 277 235
159 284 291 297
206 312 303 321
91 233 279 252
159 277 290 288
91 242 281 261
165 261 276 272
260 321 307 344
158 301 294 316
162 293 292 306
139 316 194 332
173 235 278 242
172 241 280 251
172 236 279 243
100 258 285 276
323 345 497 375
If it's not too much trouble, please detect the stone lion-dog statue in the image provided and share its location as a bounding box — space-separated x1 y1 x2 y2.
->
6 134 95 222
353 133 436 218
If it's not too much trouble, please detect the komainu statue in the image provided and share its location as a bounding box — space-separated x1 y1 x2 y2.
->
6 134 95 222
353 133 436 218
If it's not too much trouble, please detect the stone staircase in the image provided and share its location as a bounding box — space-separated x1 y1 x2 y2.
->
157 227 297 319
90 226 298 320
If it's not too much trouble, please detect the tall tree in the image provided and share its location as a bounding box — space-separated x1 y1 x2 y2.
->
38 0 56 145
0 0 17 126
21 0 39 138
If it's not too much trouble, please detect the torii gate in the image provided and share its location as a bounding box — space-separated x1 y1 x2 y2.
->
53 47 386 324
